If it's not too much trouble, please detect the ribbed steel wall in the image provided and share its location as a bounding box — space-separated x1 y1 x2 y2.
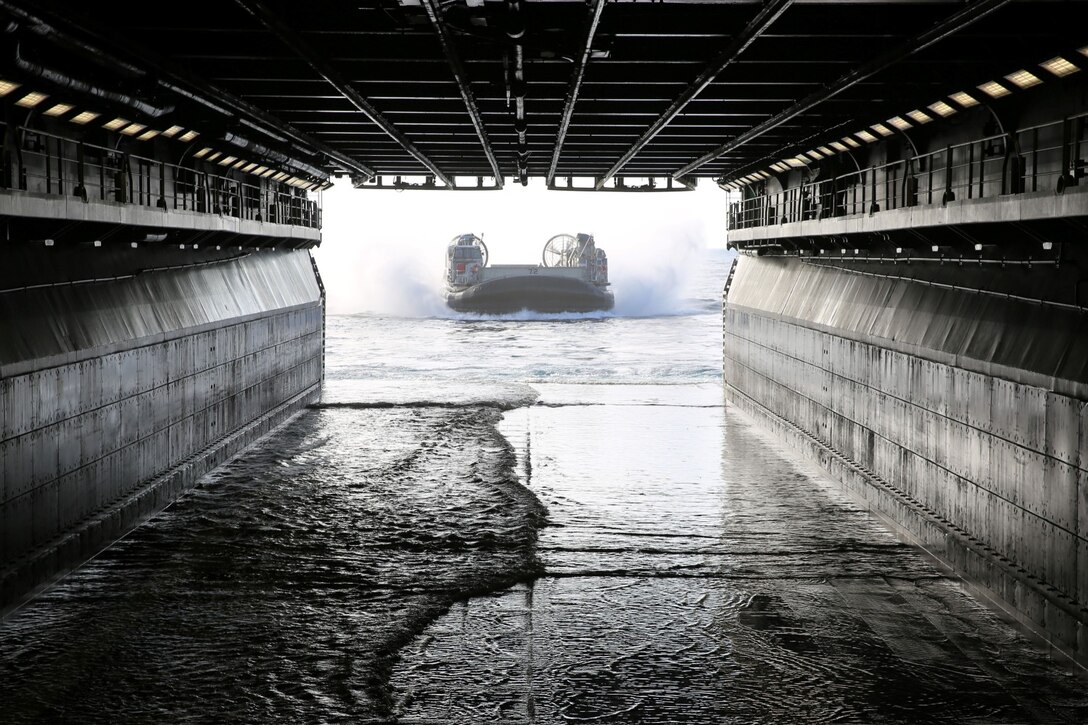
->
723 255 1087 666
0 249 323 611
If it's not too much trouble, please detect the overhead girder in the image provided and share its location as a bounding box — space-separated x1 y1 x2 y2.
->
418 0 504 188
232 0 454 187
672 0 1014 179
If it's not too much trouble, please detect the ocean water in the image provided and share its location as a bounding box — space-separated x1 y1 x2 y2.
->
1 248 1085 723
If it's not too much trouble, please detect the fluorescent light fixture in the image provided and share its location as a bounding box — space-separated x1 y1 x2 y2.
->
1004 69 1042 89
261 168 277 178
206 151 222 162
1040 56 1079 77
870 123 894 137
242 162 259 172
137 129 159 141
785 157 806 168
756 171 772 180
829 141 849 152
253 165 269 175
193 147 212 158
807 150 824 160
119 123 147 136
927 100 956 117
817 146 833 156
771 162 789 172
842 136 861 148
887 116 913 131
855 130 879 143
103 117 129 131
161 125 185 138
905 110 932 124
43 103 74 117
178 130 199 142
977 80 1011 98
217 155 238 166
949 91 979 107
232 159 248 169
272 172 289 181
70 111 100 125
15 91 49 108
0 79 22 97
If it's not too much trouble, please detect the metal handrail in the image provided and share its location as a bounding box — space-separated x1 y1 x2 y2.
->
728 115 1078 231
0 121 322 230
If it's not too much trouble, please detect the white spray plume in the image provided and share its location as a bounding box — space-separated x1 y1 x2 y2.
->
313 181 725 318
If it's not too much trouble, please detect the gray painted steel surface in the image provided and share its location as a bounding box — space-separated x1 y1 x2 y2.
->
723 254 1088 667
0 248 323 612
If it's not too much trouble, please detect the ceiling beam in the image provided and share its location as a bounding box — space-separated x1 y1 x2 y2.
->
595 0 793 189
419 0 505 188
672 0 1012 179
546 0 606 187
233 0 453 186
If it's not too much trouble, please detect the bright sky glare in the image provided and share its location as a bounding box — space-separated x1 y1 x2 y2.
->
313 177 732 314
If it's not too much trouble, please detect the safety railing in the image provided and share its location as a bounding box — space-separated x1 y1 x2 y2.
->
0 122 322 230
728 113 1085 231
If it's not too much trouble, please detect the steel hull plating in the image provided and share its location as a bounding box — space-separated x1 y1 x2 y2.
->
446 275 614 314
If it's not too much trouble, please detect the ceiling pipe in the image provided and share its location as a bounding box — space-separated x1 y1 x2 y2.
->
419 0 504 188
546 0 605 188
233 0 451 187
506 0 529 186
10 40 174 118
595 0 793 190
673 0 1012 179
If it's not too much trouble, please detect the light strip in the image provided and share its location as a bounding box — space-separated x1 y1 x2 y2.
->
785 157 806 168
870 123 893 137
43 103 74 117
103 117 129 131
855 130 879 143
206 151 222 162
977 80 1011 98
242 162 259 173
1040 56 1079 78
136 129 159 141
842 136 861 148
70 111 100 125
829 141 849 152
161 125 185 138
886 116 913 131
905 110 932 125
15 91 49 108
1004 69 1042 89
193 147 212 158
927 100 956 117
178 130 199 142
0 79 22 97
817 146 833 156
217 155 238 166
120 123 147 136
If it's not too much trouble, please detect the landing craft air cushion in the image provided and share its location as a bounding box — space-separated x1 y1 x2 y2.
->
445 233 614 314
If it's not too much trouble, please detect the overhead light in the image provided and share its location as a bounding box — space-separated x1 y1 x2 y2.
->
253 165 269 175
272 172 289 181
178 130 199 142
771 162 789 172
119 123 147 136
0 79 22 97
242 162 259 172
70 111 100 124
817 146 833 156
193 147 212 158
842 136 861 148
756 171 772 180
206 151 222 162
855 130 879 143
43 103 74 117
161 125 185 138
103 117 129 131
1040 56 1079 78
232 159 248 169
15 91 49 108
905 110 932 124
829 141 849 152
785 157 807 168
137 129 159 141
261 168 277 178
927 100 956 117
886 117 913 131
977 80 1011 98
870 123 894 137
949 91 979 108
217 155 238 166
807 150 824 160
1004 69 1042 89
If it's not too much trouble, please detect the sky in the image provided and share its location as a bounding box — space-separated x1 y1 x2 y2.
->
312 177 732 316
